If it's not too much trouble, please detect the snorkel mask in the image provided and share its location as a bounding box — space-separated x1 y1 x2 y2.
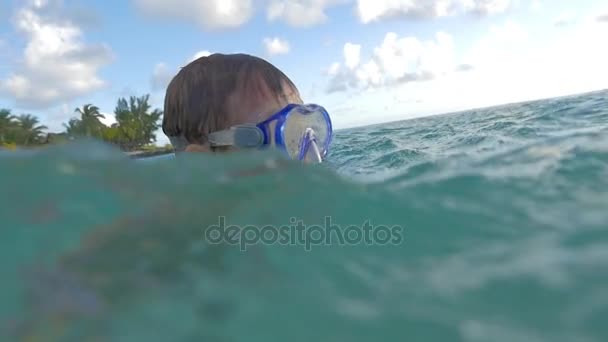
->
208 104 333 163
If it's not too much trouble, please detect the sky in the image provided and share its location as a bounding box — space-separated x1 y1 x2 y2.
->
1 0 607 146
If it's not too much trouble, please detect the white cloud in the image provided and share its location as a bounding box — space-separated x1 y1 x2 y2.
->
464 0 511 15
553 12 575 27
189 50 212 63
327 31 458 93
151 50 212 92
355 0 513 24
263 37 290 56
151 63 175 91
530 0 541 12
329 17 608 129
98 111 117 127
597 13 608 22
133 0 517 29
0 0 113 109
462 20 528 70
267 0 348 27
344 43 361 70
488 19 527 42
461 18 608 105
327 62 341 76
135 0 349 29
133 0 254 30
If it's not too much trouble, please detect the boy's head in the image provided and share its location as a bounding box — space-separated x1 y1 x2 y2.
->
162 53 303 153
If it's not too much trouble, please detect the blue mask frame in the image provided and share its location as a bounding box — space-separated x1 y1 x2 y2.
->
208 103 333 161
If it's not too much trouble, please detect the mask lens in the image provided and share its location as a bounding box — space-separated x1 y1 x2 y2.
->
282 105 331 161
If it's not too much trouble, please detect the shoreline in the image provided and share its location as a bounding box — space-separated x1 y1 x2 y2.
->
125 149 174 159
1 143 175 158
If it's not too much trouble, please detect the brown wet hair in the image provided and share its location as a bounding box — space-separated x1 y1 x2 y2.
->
162 53 301 151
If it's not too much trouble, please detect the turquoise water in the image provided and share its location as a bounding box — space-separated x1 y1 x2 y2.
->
1 90 607 341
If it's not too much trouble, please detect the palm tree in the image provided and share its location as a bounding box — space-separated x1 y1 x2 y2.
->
16 114 47 145
0 109 15 127
75 104 105 137
113 95 162 150
75 104 104 121
0 109 16 143
63 118 84 136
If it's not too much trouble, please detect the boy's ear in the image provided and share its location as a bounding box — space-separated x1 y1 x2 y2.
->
184 143 212 152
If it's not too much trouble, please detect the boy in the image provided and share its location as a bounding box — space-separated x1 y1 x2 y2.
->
162 53 332 162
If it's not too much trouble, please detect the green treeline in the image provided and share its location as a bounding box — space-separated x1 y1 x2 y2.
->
0 94 169 152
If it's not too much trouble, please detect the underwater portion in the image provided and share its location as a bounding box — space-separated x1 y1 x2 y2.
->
1 90 607 341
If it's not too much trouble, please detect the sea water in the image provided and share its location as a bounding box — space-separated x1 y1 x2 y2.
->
1 90 607 341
